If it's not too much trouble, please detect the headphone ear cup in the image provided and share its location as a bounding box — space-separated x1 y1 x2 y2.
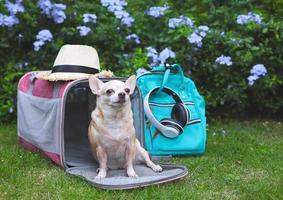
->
171 103 189 127
160 118 184 134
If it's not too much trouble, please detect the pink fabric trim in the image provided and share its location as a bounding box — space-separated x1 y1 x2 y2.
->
18 73 31 93
19 137 63 167
32 79 54 98
18 71 73 98
59 81 72 98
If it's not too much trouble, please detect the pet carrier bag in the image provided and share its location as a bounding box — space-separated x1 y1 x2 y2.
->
17 72 188 190
137 64 206 156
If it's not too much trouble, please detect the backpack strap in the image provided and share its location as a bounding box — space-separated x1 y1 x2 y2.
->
152 64 186 93
157 68 170 93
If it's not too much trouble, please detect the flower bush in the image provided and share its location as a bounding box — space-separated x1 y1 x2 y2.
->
33 29 53 51
0 0 282 122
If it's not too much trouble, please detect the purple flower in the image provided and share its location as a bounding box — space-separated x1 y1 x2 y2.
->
198 25 209 31
198 25 209 37
52 3 66 10
250 64 267 77
147 47 158 55
188 32 203 47
38 1 66 24
38 0 52 16
168 16 193 29
158 48 176 65
100 0 134 27
182 16 194 27
215 55 232 66
146 47 159 65
36 29 53 42
237 15 250 25
121 16 134 27
247 75 258 86
5 0 24 15
51 10 65 24
136 68 149 76
237 12 262 25
126 34 140 44
147 5 168 18
33 40 45 51
187 26 209 47
196 25 209 37
33 29 53 51
107 4 123 12
0 0 23 28
168 18 183 29
253 14 262 24
199 31 206 37
0 14 19 27
77 26 91 36
114 10 129 19
247 64 267 86
101 0 127 7
83 13 97 23
146 47 176 66
51 3 66 24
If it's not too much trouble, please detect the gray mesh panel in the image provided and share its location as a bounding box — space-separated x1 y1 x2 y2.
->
17 91 61 154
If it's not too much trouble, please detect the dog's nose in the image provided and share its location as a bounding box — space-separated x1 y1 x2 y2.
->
118 92 126 99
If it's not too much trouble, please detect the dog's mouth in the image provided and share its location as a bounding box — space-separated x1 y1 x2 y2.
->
113 99 127 104
119 99 126 103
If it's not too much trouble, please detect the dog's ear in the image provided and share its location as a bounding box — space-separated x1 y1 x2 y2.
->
125 75 136 94
89 75 103 95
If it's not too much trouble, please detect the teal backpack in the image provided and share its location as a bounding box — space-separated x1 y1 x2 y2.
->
137 64 206 156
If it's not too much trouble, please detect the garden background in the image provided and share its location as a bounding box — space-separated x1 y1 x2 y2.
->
0 0 282 199
0 0 282 122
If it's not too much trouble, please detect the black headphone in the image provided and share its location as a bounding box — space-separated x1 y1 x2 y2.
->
144 87 200 138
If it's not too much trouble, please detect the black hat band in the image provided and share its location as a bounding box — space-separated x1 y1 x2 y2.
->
52 65 99 74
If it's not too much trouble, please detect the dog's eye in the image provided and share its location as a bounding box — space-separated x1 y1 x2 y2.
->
124 88 130 94
106 89 114 95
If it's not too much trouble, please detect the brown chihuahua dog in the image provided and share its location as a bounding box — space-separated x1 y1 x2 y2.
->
88 75 162 179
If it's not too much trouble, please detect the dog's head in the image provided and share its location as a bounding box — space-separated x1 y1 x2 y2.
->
89 75 136 107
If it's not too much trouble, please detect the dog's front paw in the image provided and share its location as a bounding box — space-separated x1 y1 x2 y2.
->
127 168 139 178
94 169 107 179
151 164 163 172
128 171 139 178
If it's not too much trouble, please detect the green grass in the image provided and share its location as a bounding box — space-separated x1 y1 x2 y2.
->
0 120 282 200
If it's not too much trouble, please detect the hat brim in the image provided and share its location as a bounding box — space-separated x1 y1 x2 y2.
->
36 70 114 81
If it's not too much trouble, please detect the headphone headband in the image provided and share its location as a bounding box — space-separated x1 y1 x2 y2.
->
150 87 184 104
144 86 185 138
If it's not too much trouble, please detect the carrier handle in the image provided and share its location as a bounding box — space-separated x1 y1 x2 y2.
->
27 72 37 95
52 81 62 98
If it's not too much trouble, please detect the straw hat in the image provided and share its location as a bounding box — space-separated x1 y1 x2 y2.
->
37 44 113 81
